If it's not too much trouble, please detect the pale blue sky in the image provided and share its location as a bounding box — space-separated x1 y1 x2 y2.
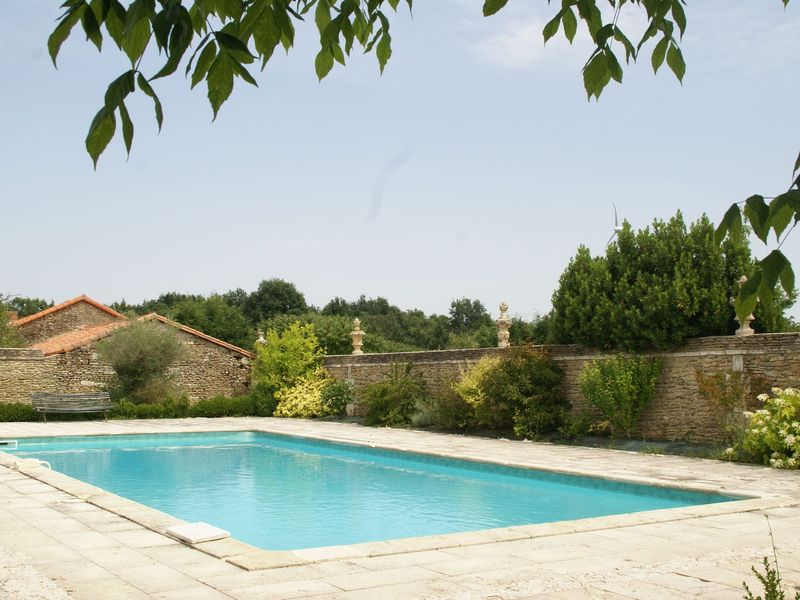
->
1 1 799 319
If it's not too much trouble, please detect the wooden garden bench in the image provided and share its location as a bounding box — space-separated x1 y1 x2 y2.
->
31 392 112 422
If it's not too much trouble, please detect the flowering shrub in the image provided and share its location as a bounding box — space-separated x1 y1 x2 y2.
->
739 388 800 469
452 356 501 425
274 371 334 419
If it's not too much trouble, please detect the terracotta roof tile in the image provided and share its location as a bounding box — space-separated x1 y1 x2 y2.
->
12 295 125 327
30 321 129 356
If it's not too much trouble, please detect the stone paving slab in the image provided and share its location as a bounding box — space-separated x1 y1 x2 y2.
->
0 417 799 599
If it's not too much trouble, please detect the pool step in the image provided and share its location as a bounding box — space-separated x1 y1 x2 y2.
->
166 522 230 544
0 440 18 450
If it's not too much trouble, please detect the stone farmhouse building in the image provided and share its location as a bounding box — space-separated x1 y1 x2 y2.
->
0 295 252 404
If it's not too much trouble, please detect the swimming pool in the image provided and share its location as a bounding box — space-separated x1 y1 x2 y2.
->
8 431 736 550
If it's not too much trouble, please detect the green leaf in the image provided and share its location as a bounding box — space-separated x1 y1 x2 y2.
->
229 57 258 86
666 44 685 82
315 0 331 35
315 48 334 80
137 73 163 131
215 32 255 63
671 1 686 38
122 15 151 65
81 5 103 51
613 28 636 62
734 271 761 323
483 0 509 17
582 51 610 100
376 30 392 73
778 253 795 295
191 40 217 88
124 0 154 37
207 54 234 120
651 37 668 73
759 250 793 304
103 70 135 110
48 3 86 67
252 8 282 69
542 11 562 44
714 203 742 244
768 191 800 239
151 6 195 79
743 195 769 242
562 8 577 43
118 101 134 156
604 47 623 83
794 151 800 178
104 1 127 49
85 106 116 168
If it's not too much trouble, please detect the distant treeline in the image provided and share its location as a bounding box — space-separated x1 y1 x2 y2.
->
106 281 544 353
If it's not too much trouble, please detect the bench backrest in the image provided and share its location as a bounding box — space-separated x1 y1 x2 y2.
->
31 392 112 410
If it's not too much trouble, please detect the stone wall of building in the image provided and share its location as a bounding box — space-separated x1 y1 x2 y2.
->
15 303 121 345
0 331 251 405
0 349 56 404
168 329 251 401
323 333 800 442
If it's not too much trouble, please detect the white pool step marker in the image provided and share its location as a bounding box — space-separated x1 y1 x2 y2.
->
0 440 18 450
165 522 230 544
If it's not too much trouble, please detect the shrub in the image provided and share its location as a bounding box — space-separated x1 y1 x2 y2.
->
0 402 38 421
97 321 184 403
251 322 321 393
451 349 567 437
320 380 353 416
189 394 259 418
111 396 190 419
484 348 567 438
248 385 278 416
739 388 800 469
273 372 333 418
360 363 427 427
417 382 474 431
452 357 501 425
0 303 24 348
578 354 661 438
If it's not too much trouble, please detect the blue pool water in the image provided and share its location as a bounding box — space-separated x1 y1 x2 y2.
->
8 431 735 550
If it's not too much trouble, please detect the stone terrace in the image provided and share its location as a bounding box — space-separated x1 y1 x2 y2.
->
1 418 799 599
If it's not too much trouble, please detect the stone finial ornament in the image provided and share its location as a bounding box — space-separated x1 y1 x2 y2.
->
350 318 365 355
496 302 512 348
731 276 755 337
255 329 267 345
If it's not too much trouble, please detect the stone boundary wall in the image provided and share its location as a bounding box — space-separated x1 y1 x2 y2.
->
324 333 800 442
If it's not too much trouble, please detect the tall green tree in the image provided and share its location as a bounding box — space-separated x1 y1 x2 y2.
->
0 297 24 348
171 294 254 349
7 297 53 318
244 278 308 323
448 298 492 334
551 212 795 351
